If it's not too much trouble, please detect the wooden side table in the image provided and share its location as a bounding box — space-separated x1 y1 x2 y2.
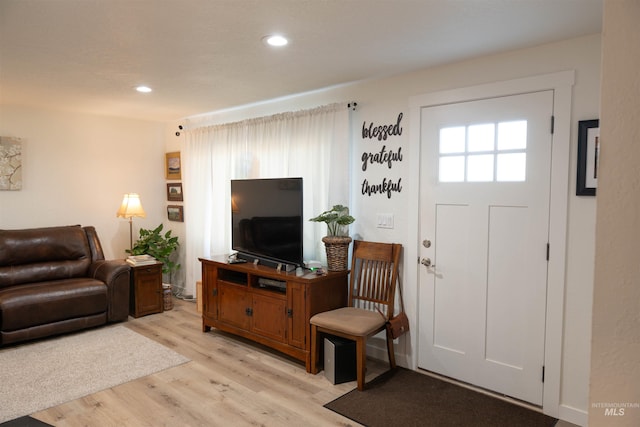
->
129 262 164 318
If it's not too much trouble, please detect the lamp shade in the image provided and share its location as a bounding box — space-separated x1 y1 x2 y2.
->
116 193 146 219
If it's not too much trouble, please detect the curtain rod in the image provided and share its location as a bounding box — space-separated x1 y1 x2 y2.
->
177 101 358 135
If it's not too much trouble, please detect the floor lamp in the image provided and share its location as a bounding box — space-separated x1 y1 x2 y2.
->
116 193 146 251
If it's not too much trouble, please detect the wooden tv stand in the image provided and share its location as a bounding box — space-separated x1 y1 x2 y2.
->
199 256 348 372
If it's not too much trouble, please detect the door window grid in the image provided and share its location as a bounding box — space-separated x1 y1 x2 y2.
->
438 120 527 183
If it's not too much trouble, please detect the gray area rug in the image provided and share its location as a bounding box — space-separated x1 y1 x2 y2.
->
0 325 189 423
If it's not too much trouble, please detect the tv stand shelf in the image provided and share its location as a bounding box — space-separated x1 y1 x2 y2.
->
199 255 348 372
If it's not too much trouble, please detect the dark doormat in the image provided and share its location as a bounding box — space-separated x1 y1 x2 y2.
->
0 417 53 427
324 367 558 427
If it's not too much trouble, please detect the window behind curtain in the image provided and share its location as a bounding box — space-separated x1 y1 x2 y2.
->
180 103 351 296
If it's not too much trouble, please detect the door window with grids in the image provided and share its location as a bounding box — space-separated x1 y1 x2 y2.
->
438 120 527 182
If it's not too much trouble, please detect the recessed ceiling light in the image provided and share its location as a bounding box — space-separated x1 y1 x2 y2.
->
263 35 288 47
136 86 152 93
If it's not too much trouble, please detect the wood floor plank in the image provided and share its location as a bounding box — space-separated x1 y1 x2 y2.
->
30 298 386 426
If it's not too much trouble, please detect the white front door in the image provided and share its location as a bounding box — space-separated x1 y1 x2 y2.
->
417 90 553 405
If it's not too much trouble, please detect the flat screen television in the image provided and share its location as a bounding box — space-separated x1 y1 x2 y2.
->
231 178 303 271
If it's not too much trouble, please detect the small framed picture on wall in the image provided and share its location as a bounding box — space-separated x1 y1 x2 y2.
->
576 119 600 196
167 183 183 201
167 205 184 222
165 151 181 180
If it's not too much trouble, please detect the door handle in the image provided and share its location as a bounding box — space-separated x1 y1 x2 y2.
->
421 258 435 268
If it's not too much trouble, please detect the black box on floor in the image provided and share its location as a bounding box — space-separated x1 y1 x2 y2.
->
324 336 356 384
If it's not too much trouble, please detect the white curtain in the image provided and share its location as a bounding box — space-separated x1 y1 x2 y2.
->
181 103 351 296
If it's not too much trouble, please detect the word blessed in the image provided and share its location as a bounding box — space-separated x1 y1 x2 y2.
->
362 112 403 141
361 177 402 199
361 145 403 171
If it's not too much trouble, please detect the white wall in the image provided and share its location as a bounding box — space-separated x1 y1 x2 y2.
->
163 122 187 293
0 105 167 260
179 34 601 423
589 1 640 426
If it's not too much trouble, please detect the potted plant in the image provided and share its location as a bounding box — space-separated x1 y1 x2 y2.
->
309 204 355 271
127 224 181 283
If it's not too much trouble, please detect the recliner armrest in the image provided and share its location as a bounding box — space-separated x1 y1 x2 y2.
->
89 260 130 322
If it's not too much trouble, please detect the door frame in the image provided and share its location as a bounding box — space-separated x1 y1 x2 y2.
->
406 71 574 417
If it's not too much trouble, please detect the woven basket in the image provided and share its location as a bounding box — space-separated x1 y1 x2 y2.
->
163 284 173 311
322 236 352 271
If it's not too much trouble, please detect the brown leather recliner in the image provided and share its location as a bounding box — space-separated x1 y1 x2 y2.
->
0 225 130 346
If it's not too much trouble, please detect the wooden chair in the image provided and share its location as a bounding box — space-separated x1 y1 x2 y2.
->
310 240 402 390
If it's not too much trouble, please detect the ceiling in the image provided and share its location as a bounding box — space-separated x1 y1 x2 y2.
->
0 0 602 122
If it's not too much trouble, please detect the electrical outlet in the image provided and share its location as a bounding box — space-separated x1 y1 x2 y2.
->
376 213 394 229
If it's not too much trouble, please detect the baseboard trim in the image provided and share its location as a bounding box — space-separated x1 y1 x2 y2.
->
558 404 587 426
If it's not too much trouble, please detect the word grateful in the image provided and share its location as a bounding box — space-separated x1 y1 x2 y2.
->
361 145 403 171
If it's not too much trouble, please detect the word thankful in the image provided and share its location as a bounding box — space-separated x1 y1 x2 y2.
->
361 177 402 199
362 113 403 141
361 145 403 171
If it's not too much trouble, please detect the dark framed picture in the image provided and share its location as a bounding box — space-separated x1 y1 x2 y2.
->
167 183 183 201
167 205 184 222
576 119 599 196
165 151 181 180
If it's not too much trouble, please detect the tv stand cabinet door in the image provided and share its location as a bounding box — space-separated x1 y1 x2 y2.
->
219 283 251 331
202 263 218 328
251 293 286 343
287 282 306 349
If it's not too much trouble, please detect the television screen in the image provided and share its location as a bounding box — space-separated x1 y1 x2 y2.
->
231 178 303 268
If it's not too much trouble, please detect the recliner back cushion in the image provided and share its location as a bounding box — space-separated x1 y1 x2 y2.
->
0 226 92 288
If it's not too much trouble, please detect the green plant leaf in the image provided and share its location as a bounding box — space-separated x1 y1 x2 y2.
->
309 204 355 236
130 224 180 277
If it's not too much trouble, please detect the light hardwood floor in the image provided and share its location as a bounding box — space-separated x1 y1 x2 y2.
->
31 298 385 426
31 298 580 427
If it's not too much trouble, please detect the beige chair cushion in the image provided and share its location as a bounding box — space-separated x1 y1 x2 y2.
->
310 307 386 336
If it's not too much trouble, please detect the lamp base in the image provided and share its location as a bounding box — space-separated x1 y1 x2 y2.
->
128 217 134 252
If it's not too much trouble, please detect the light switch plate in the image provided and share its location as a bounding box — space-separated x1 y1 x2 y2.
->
376 213 394 229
